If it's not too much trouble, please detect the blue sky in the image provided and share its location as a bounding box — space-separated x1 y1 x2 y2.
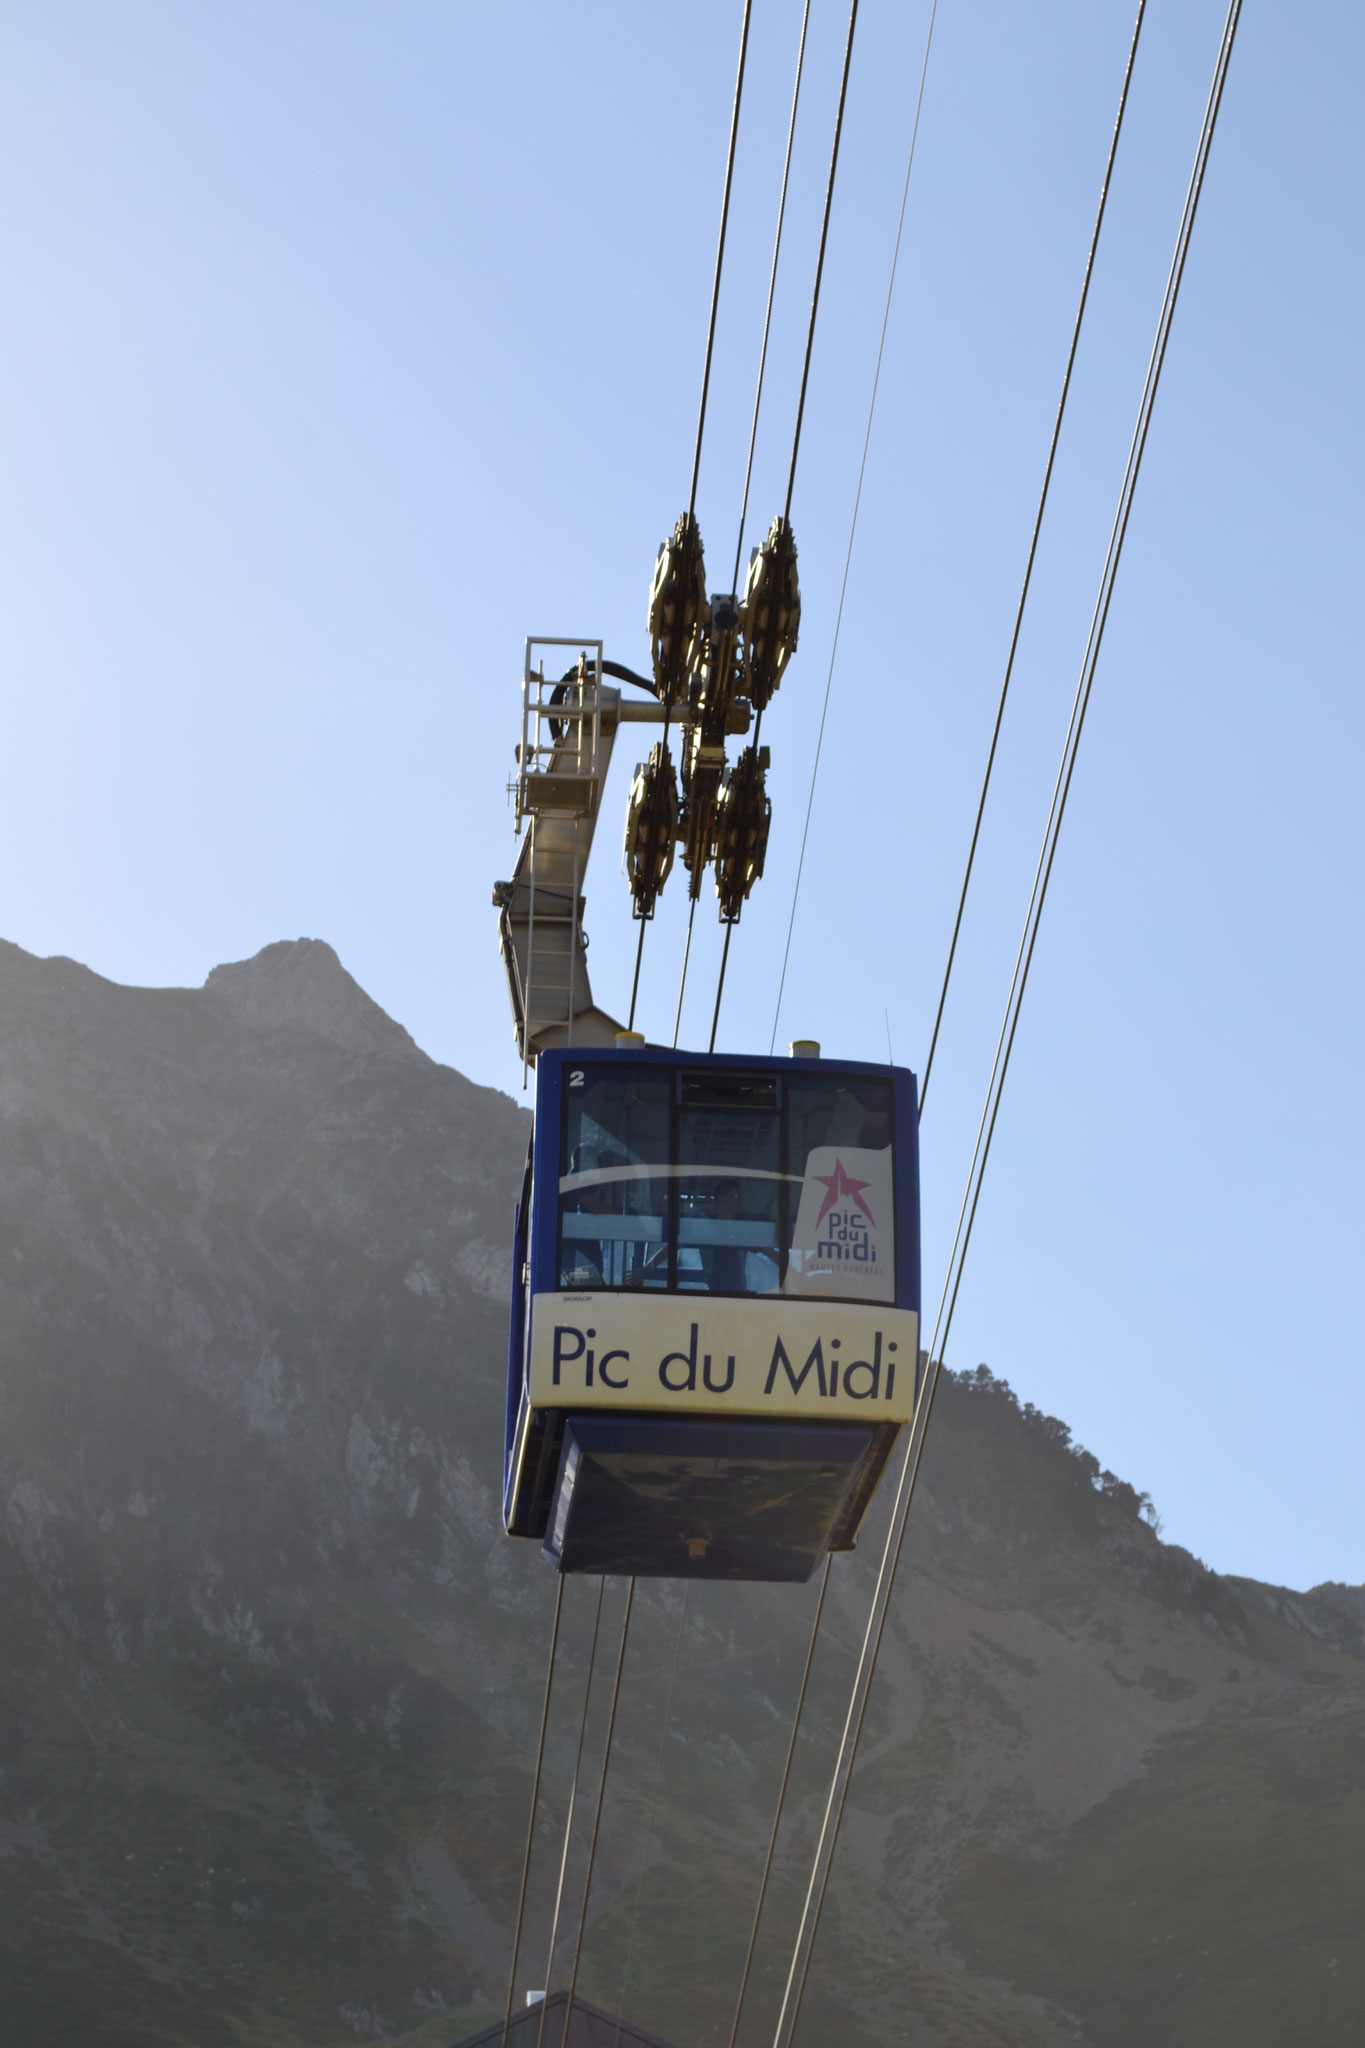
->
2 1 1361 1592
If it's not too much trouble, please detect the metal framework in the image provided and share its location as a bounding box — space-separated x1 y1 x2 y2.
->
495 640 667 1073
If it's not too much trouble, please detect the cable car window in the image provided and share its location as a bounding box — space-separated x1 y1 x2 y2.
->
783 1077 895 1304
558 1066 671 1290
553 1062 897 1303
677 1079 782 1297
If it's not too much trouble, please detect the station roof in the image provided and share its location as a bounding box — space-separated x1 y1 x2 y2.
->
452 1990 680 2048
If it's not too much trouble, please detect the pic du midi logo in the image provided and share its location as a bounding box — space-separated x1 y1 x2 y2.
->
814 1159 878 1265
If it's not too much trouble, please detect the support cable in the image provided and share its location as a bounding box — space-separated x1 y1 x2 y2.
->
918 0 1149 1113
673 899 697 1048
770 1357 941 2048
690 1 754 520
732 0 814 594
498 1577 566 2048
563 1580 638 2026
783 0 860 527
610 1589 691 2047
627 914 648 1034
770 0 940 1053
724 1558 833 2048
683 0 807 1054
772 8 1244 2034
649 0 751 1038
709 919 735 1053
534 1580 607 2048
708 0 862 1051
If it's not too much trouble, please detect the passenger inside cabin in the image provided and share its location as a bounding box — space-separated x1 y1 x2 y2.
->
701 1177 779 1296
704 1178 748 1293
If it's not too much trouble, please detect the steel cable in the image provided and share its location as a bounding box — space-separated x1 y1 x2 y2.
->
770 0 940 1054
709 0 862 1051
562 1578 637 2027
609 1588 691 2047
918 0 1149 1113
643 0 752 1039
534 1579 607 2048
769 1356 940 2048
673 899 697 1048
627 913 648 1033
783 0 859 527
705 0 815 1058
709 918 734 1053
691 1 754 521
498 1576 566 2048
772 7 1245 2033
732 0 814 595
724 1558 833 2048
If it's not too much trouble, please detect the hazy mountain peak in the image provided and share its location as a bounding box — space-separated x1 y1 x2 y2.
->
202 938 425 1061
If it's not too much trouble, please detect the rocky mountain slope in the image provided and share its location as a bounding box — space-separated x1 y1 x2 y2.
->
0 938 1360 2047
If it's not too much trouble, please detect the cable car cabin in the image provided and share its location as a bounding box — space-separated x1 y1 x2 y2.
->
505 1045 920 1582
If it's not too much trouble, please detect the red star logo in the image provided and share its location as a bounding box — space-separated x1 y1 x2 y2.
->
814 1159 875 1228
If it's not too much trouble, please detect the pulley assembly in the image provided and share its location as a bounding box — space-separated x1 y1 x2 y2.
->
713 743 771 923
495 514 800 1065
623 740 678 921
634 510 798 921
648 511 708 711
742 515 801 711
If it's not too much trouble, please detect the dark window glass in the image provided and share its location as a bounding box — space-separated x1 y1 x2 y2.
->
558 1066 671 1290
677 1080 782 1297
552 1063 896 1304
560 1064 671 1286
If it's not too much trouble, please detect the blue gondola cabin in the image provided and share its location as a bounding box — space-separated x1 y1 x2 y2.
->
505 1045 921 1580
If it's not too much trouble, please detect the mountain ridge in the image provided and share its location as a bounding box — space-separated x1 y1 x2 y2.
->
0 936 1360 2046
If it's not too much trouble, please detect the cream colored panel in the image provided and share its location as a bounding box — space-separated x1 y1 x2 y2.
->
528 1291 919 1422
783 1145 895 1303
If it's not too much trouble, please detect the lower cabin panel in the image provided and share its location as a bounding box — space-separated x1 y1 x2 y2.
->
541 1413 881 1581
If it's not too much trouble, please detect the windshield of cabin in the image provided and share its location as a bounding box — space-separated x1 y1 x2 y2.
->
558 1066 672 1290
556 1065 896 1303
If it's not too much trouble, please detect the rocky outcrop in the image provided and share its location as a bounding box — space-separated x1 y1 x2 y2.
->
203 938 427 1062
